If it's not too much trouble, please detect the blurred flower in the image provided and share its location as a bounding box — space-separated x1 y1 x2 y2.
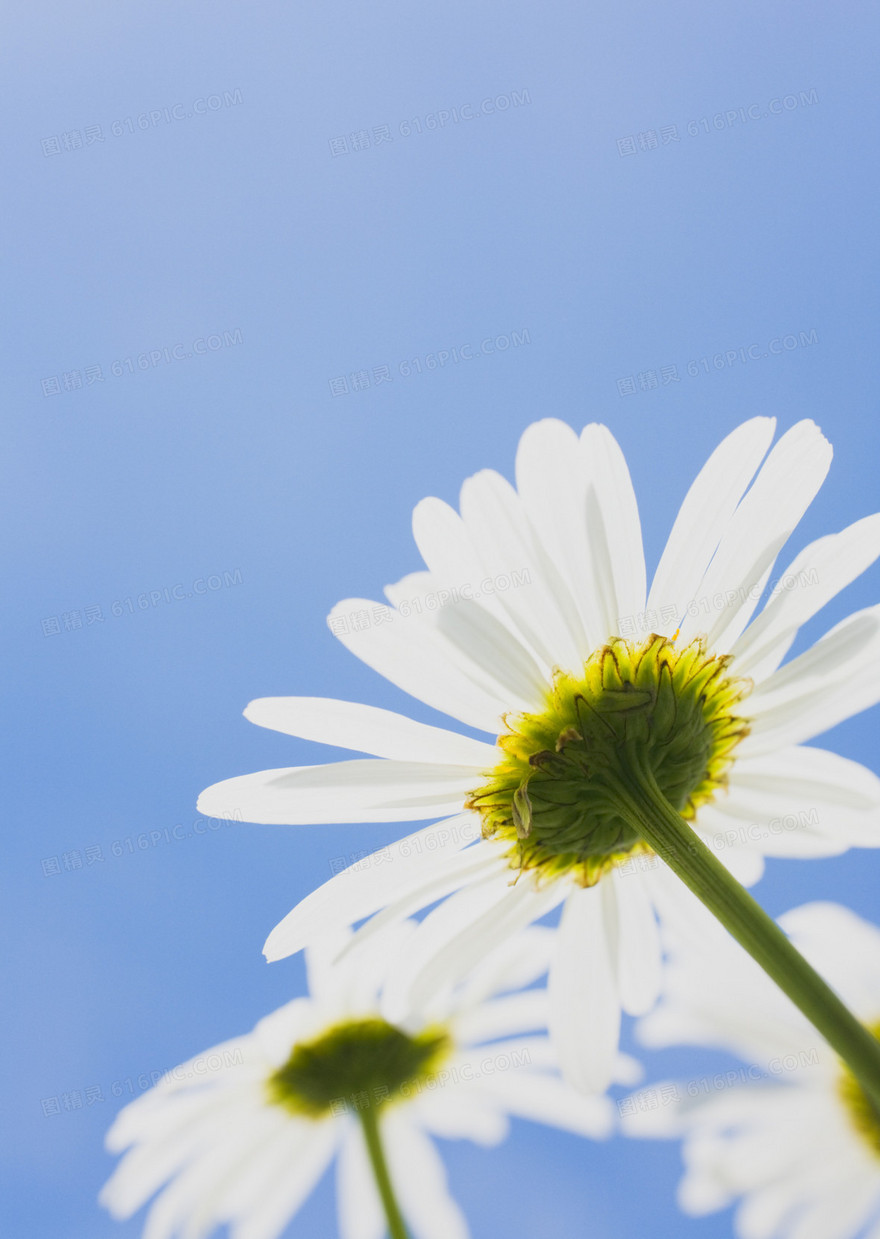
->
199 417 880 1090
100 922 625 1239
623 901 880 1239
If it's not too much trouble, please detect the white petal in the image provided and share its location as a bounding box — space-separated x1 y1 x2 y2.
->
731 513 880 681
787 1168 880 1239
477 1068 614 1138
643 859 724 954
610 869 662 1015
455 925 555 1008
514 418 602 653
198 759 474 825
415 1084 510 1146
337 1127 385 1239
251 999 316 1064
382 569 436 610
218 1118 316 1227
434 598 550 704
230 1120 337 1239
637 887 822 1062
304 920 417 1016
453 990 550 1045
402 878 566 1019
458 467 585 671
736 1177 809 1239
329 597 513 732
381 568 553 709
742 605 880 754
243 697 499 766
135 1108 291 1239
412 497 512 616
579 424 647 635
337 844 509 965
701 746 880 858
262 816 490 961
647 418 777 634
383 1116 469 1239
101 1092 257 1216
618 1079 686 1139
106 1041 254 1144
677 420 832 650
548 884 620 1093
381 873 522 1022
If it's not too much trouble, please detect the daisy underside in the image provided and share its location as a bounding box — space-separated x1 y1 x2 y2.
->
467 632 751 887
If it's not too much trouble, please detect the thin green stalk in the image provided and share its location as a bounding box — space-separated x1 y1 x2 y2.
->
616 743 880 1108
359 1106 410 1239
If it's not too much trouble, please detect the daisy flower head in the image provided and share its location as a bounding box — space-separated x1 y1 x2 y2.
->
623 902 880 1239
198 417 880 1092
100 921 622 1239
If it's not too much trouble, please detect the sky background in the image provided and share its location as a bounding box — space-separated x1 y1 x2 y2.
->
4 2 880 1236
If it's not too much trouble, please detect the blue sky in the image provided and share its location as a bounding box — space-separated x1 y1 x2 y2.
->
5 2 880 1236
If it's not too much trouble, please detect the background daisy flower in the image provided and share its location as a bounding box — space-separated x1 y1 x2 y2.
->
198 417 880 1092
100 922 626 1239
622 901 880 1239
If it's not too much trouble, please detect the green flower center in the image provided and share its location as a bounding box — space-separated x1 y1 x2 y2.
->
838 1021 880 1158
267 1017 451 1118
467 634 750 886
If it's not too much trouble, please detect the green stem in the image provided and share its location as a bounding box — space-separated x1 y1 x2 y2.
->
617 745 880 1109
359 1106 411 1239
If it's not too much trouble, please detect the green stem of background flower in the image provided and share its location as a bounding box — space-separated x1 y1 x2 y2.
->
618 744 880 1109
359 1106 411 1239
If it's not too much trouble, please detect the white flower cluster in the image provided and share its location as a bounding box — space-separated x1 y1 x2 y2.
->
103 419 880 1239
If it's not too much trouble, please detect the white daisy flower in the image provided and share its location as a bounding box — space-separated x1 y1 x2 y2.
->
622 902 880 1239
100 921 624 1239
198 417 880 1092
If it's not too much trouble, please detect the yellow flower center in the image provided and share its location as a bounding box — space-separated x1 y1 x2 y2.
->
467 634 750 886
267 1017 451 1118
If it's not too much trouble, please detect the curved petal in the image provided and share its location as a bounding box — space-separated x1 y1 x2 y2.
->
101 1092 260 1216
474 1068 614 1138
458 467 585 671
402 878 565 1018
383 1116 469 1239
434 598 550 705
610 868 662 1015
731 513 880 681
647 418 777 635
198 759 474 826
742 605 880 754
229 1120 337 1239
381 873 520 1022
414 1084 510 1146
336 844 509 966
452 990 550 1045
262 817 491 961
547 884 620 1093
677 420 832 651
455 925 555 1008
579 424 647 636
514 417 602 654
412 496 506 610
337 1127 385 1239
328 597 515 732
219 1118 326 1233
244 697 499 766
701 746 880 858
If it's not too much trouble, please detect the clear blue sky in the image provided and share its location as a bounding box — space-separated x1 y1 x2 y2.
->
4 2 879 1236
